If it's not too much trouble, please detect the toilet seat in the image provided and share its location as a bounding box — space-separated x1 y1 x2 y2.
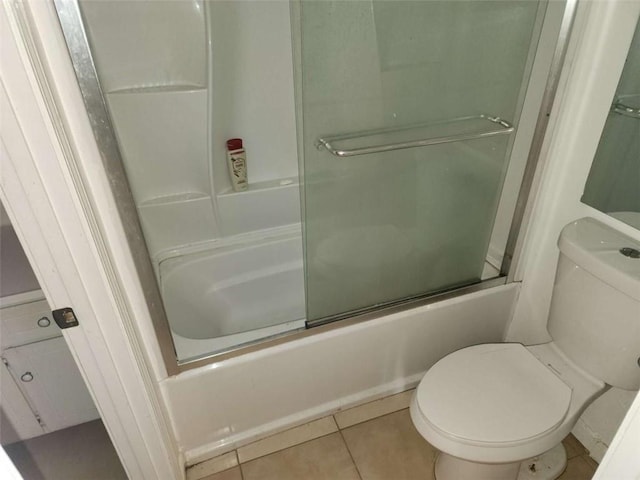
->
412 343 573 463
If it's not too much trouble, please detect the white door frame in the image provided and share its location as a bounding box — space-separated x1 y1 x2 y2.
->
0 1 182 478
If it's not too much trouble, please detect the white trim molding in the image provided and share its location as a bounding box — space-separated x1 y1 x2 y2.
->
0 1 182 478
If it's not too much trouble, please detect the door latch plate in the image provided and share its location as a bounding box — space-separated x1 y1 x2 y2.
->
52 308 79 329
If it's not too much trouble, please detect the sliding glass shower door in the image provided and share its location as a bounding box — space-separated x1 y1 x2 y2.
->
297 1 549 324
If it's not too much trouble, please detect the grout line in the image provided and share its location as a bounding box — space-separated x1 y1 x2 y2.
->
334 389 414 430
238 431 340 465
237 416 337 464
234 389 414 470
340 407 411 433
238 454 245 480
235 451 244 480
186 450 239 480
337 423 364 480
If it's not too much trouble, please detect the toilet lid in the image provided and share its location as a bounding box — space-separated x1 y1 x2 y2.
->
416 343 572 445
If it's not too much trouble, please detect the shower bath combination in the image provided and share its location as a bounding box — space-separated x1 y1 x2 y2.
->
55 0 570 370
4 0 638 475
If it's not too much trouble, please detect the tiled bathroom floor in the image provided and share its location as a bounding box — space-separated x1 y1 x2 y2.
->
189 390 598 480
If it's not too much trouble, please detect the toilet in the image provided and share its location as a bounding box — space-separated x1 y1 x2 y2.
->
410 217 640 480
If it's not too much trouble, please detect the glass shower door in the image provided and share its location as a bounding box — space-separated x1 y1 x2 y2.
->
298 1 548 324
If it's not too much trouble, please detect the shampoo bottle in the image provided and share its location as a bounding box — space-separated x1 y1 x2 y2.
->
226 138 248 191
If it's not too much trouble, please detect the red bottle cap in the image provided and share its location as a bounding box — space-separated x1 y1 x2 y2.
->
226 138 243 151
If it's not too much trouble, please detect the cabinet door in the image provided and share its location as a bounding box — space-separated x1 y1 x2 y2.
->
2 337 99 433
1 299 61 350
0 361 44 444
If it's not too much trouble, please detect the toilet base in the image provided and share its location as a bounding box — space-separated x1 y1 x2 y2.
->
434 443 567 480
517 443 567 480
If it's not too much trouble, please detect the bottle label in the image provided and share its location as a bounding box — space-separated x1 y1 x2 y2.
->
227 149 248 191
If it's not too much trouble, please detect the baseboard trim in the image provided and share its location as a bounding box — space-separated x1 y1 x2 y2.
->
184 372 424 466
572 418 608 463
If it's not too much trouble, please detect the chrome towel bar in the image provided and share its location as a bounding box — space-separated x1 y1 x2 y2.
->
316 114 515 158
612 102 640 119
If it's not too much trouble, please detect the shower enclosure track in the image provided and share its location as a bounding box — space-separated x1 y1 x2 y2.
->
316 114 514 157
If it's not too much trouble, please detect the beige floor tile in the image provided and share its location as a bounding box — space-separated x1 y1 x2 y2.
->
335 390 414 429
241 432 359 480
187 451 238 480
200 466 243 480
237 416 338 463
582 455 599 471
341 409 437 480
558 456 597 480
563 434 588 460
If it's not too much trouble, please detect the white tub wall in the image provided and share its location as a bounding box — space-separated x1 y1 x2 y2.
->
209 1 298 194
161 283 519 464
79 0 219 258
506 2 640 462
77 1 207 92
107 90 210 202
137 196 219 256
216 179 301 237
78 0 302 257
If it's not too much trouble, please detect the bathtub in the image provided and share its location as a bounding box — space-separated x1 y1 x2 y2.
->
161 281 519 465
159 226 306 361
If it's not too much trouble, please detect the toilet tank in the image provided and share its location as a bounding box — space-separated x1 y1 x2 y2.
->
547 218 640 390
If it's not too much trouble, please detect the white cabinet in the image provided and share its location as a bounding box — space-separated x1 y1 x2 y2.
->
1 298 100 444
0 360 44 444
1 298 60 349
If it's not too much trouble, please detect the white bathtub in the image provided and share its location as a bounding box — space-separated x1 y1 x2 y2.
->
159 227 306 361
161 282 519 465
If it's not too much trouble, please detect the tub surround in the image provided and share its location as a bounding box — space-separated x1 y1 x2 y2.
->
78 0 300 260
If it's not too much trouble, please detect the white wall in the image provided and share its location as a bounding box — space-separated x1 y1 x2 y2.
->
506 1 640 462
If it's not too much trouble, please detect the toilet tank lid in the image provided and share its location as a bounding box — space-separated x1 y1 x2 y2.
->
558 218 640 301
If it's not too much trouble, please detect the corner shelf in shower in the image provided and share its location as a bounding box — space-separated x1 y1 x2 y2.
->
316 114 515 158
216 176 299 197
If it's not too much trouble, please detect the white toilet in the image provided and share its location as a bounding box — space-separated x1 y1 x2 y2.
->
410 217 640 480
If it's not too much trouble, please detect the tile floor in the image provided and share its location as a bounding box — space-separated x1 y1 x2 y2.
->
190 390 598 480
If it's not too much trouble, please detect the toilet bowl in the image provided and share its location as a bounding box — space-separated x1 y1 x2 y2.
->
410 342 605 479
410 218 640 480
